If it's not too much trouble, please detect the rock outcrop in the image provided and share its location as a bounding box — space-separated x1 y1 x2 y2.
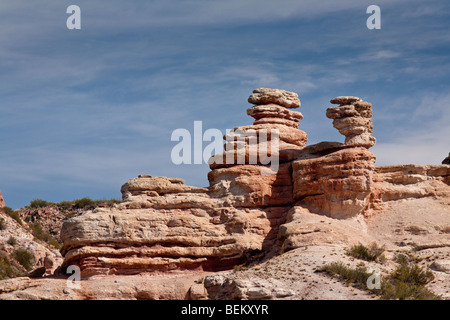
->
326 96 376 148
0 191 5 208
0 211 62 279
57 88 450 280
443 153 450 165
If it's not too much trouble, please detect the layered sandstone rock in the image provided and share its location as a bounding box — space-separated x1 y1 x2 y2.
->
0 191 4 208
210 88 307 170
248 88 301 109
292 147 376 218
368 164 450 213
58 87 450 280
326 96 376 148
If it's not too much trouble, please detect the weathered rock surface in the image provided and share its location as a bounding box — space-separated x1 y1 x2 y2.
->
57 88 450 279
248 88 300 109
2 87 450 300
0 191 5 208
292 147 376 218
247 104 303 122
368 164 450 213
327 96 376 148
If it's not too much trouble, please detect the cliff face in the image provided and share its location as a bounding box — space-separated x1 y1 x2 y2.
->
58 88 450 278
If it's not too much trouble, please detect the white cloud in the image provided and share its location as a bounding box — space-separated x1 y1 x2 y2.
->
373 92 450 166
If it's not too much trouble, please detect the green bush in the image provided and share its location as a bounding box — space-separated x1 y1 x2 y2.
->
0 253 22 279
73 197 94 209
58 200 74 210
29 199 51 209
13 248 34 271
30 222 48 241
346 243 385 262
320 257 440 300
29 222 61 249
7 236 17 246
0 217 5 230
319 262 373 290
391 261 434 286
1 207 22 225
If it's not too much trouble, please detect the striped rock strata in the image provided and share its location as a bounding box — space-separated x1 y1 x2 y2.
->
60 88 450 277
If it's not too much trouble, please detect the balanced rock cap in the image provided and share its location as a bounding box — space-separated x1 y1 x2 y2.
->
248 88 301 109
330 96 361 105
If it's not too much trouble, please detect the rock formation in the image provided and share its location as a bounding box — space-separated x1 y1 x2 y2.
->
443 153 450 165
326 96 376 148
58 88 450 280
0 191 5 208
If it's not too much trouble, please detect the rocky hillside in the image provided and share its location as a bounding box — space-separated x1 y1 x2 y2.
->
0 88 448 300
0 207 62 280
0 198 120 281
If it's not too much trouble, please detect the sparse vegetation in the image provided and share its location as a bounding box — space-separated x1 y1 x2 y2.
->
13 248 34 271
0 252 22 279
319 262 373 291
29 198 52 209
233 265 248 272
29 222 62 249
346 243 385 262
0 217 5 230
7 236 17 246
380 260 437 300
28 197 121 210
1 207 22 225
320 249 440 300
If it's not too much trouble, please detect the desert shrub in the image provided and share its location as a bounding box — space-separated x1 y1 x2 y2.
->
107 199 122 205
13 248 34 271
0 253 22 279
390 261 434 286
7 236 17 246
0 217 5 230
73 197 94 209
380 279 439 300
1 207 22 225
320 258 440 300
30 222 48 241
346 243 385 262
29 222 61 249
379 257 437 299
58 200 74 210
319 262 373 290
29 199 51 209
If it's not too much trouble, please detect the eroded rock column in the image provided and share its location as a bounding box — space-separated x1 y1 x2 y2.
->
326 96 376 148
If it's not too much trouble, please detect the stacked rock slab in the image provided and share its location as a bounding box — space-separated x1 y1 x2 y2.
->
326 96 376 148
61 175 283 276
208 88 307 208
210 88 307 169
289 96 377 218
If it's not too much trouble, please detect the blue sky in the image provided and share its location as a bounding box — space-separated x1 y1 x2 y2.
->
1 0 449 209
